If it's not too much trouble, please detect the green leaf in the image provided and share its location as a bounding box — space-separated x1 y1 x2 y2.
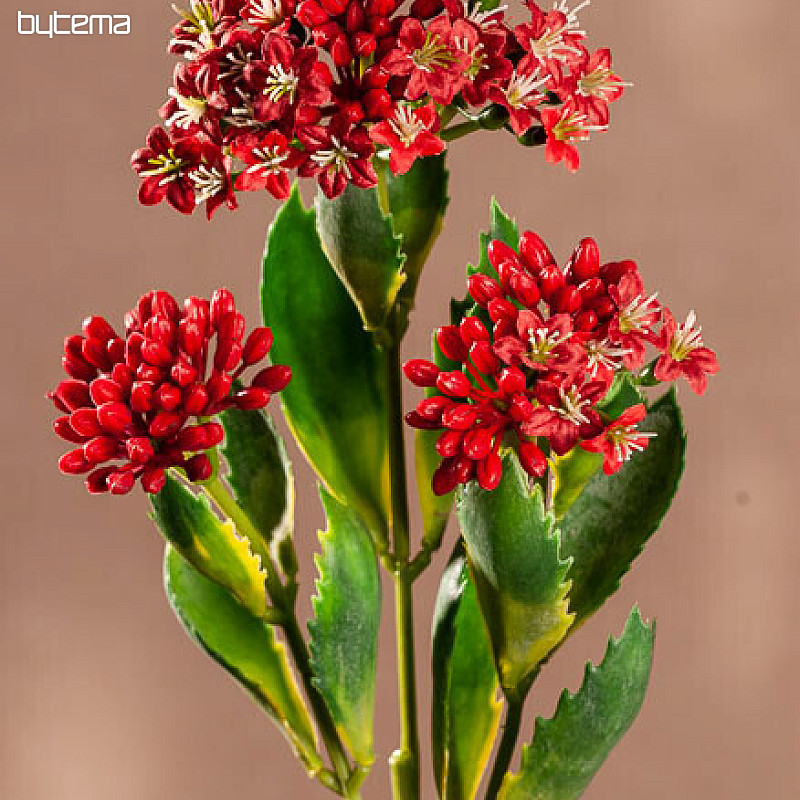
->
309 489 381 765
219 406 293 565
498 608 656 800
164 545 321 775
551 374 644 520
456 454 574 695
261 187 389 535
380 154 449 311
559 389 686 626
150 475 267 619
315 182 406 332
432 544 502 800
468 199 519 279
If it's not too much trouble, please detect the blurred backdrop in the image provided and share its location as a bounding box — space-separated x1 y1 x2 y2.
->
2 1 799 798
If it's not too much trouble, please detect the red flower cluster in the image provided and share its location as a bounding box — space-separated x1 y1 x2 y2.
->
49 289 291 495
405 232 718 494
132 0 627 215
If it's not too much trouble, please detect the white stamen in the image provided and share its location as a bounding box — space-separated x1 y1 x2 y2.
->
669 310 705 360
245 0 284 26
618 291 659 334
248 146 290 174
586 338 631 375
310 136 356 178
550 384 591 426
504 68 549 109
528 325 571 363
166 88 207 130
388 106 426 146
263 64 299 103
190 164 225 203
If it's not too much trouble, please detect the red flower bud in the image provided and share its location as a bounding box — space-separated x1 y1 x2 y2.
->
156 382 182 412
570 237 600 281
469 342 497 375
441 403 478 430
417 394 451 423
97 402 133 435
127 437 154 464
468 274 503 307
437 370 472 398
210 288 236 328
436 429 464 458
84 436 119 464
70 408 103 437
107 470 136 495
59 448 91 474
464 427 493 460
518 231 554 274
252 365 293 392
404 359 440 387
460 317 489 345
141 467 167 494
436 325 468 362
518 440 547 477
242 327 274 366
149 411 183 438
186 454 213 483
130 381 155 413
498 367 526 395
234 387 272 410
82 316 116 342
177 424 208 452
51 380 91 412
488 240 518 271
477 453 503 491
54 416 88 444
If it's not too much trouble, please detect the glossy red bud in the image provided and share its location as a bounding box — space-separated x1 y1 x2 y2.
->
404 359 440 387
59 448 91 474
510 273 541 307
82 315 116 342
204 422 224 448
538 264 566 301
498 367 526 395
436 370 472 398
242 327 274 366
63 355 96 382
89 377 124 405
464 427 493 460
149 411 182 438
571 237 600 281
441 403 478 430
84 436 119 464
518 440 548 477
141 340 174 368
460 316 489 345
487 240 518 271
107 470 136 495
235 387 272 410
436 430 464 458
70 408 103 437
436 325 468 362
97 402 133 435
186 454 213 483
86 467 115 494
417 394 451 422
127 437 154 464
252 364 292 392
552 286 581 314
477 452 503 491
184 384 210 415
141 467 167 494
210 288 236 328
468 274 503 306
575 310 598 332
130 381 155 413
518 231 554 274
54 416 88 444
469 341 497 375
206 371 233 404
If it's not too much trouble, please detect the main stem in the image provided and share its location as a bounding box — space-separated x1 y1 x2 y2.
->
383 315 421 800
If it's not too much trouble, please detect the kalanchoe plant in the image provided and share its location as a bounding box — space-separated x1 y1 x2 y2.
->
50 3 718 800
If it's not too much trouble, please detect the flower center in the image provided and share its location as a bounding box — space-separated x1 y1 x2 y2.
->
310 137 356 176
586 338 631 374
139 149 184 183
388 106 426 146
528 326 569 364
617 292 659 335
551 107 604 143
551 385 590 426
454 38 485 79
669 310 704 361
171 1 217 53
264 65 299 103
246 0 285 27
577 67 630 98
505 69 548 108
167 88 208 129
608 422 656 461
411 33 455 72
249 146 290 174
190 164 225 203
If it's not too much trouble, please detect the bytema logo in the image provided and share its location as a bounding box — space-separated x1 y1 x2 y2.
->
18 11 131 37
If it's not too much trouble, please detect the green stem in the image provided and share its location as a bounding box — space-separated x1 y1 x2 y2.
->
484 697 524 800
202 477 358 799
440 119 482 142
382 313 421 800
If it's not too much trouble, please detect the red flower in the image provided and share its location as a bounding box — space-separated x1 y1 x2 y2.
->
298 116 378 198
160 63 227 137
490 54 550 135
191 139 238 219
540 98 605 172
246 32 333 126
169 0 244 58
521 376 604 455
654 309 719 395
514 1 587 66
579 403 655 475
569 45 628 125
49 290 291 496
381 16 469 105
242 0 295 29
232 130 302 198
131 126 203 215
607 270 661 371
370 102 445 175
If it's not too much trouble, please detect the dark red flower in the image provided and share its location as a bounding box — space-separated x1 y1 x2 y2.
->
49 290 290 495
232 130 302 197
370 102 445 175
607 270 661 371
298 116 378 198
131 126 203 215
654 309 719 395
380 16 470 105
569 45 628 126
540 98 605 172
490 54 550 135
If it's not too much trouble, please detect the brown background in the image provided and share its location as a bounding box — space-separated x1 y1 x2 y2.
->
2 1 798 798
